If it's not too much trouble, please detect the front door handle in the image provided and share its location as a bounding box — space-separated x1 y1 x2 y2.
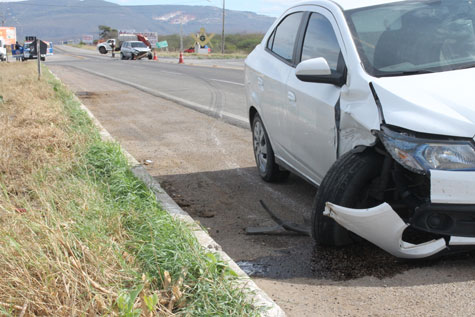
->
288 91 296 103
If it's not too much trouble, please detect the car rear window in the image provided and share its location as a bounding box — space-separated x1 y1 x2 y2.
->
267 12 304 62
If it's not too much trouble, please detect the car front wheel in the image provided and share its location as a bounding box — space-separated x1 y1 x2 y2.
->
252 114 289 182
312 149 384 246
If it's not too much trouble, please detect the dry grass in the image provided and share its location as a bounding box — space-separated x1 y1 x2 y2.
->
0 62 259 316
0 63 136 315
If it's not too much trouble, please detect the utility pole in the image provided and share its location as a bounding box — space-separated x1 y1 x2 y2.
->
180 21 183 52
37 40 41 80
221 0 225 54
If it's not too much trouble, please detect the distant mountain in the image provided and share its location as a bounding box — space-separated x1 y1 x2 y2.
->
2 0 275 42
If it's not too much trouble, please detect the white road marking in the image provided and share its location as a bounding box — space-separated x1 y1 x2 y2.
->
208 78 245 86
161 71 182 75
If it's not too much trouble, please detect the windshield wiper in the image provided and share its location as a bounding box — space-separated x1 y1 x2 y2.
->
453 64 475 71
378 69 436 77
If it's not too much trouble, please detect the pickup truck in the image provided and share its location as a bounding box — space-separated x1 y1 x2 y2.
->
97 34 146 54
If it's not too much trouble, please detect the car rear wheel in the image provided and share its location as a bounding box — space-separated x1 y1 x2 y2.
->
252 114 289 182
99 46 107 54
312 149 384 246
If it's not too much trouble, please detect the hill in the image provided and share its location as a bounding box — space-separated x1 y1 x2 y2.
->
1 0 275 42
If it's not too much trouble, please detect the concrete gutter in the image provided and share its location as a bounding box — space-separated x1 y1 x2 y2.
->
50 71 286 316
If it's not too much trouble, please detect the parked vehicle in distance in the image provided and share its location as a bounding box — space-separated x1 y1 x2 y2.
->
120 41 153 60
0 37 6 61
245 0 475 259
184 46 211 53
23 40 46 61
47 42 54 56
97 34 151 54
97 38 117 54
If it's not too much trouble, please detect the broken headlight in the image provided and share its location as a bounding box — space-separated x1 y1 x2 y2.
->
378 127 475 174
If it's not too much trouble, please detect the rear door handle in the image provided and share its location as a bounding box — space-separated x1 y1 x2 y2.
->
288 91 296 103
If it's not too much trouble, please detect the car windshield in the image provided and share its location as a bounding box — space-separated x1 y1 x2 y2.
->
131 42 147 48
345 0 475 77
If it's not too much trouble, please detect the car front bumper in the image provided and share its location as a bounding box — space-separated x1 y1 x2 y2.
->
324 170 475 258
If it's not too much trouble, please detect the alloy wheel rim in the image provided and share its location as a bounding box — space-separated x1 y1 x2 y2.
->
253 121 268 173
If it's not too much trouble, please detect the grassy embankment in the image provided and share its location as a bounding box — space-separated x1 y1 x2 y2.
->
0 63 259 316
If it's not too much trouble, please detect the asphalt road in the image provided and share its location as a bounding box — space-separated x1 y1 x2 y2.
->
46 47 475 316
50 45 248 126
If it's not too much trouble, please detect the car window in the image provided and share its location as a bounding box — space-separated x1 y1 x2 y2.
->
268 12 304 62
301 13 342 72
131 42 147 48
346 1 475 77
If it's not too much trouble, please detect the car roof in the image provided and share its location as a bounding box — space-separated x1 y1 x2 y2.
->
297 0 410 11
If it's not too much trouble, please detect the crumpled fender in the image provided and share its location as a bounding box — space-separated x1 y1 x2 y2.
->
324 202 447 259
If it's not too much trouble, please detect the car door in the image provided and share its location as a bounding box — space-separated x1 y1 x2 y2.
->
258 12 305 162
286 9 347 184
123 42 130 57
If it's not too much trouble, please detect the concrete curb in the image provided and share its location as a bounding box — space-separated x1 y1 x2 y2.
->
50 71 286 316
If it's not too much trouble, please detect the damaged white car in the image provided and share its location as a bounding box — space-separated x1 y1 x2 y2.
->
245 0 475 259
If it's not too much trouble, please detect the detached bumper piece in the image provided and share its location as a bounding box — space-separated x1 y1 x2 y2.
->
324 203 447 259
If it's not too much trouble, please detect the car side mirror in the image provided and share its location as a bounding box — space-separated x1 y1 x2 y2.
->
296 57 346 87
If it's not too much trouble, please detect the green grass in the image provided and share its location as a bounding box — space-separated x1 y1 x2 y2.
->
48 72 260 315
68 43 97 51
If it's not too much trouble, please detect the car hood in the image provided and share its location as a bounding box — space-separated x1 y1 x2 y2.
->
372 68 475 138
132 47 150 52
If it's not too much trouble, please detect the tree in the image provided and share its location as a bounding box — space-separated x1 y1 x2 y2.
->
98 25 118 40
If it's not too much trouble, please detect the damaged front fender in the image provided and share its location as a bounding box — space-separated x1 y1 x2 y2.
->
324 202 447 259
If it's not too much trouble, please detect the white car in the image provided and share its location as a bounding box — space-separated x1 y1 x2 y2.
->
245 0 475 259
120 41 152 60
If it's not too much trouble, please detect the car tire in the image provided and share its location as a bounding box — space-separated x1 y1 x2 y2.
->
99 47 107 54
312 149 384 246
41 56 45 61
252 114 290 182
120 53 125 60
148 53 153 60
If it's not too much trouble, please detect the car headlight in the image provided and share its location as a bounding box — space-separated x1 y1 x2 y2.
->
378 127 475 174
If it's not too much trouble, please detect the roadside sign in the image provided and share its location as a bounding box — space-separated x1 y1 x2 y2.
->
142 32 158 45
82 35 94 44
0 27 17 45
156 40 168 48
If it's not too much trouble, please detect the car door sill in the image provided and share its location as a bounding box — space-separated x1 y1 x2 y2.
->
274 156 319 188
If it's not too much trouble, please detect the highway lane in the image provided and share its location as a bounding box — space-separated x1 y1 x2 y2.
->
48 46 248 125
